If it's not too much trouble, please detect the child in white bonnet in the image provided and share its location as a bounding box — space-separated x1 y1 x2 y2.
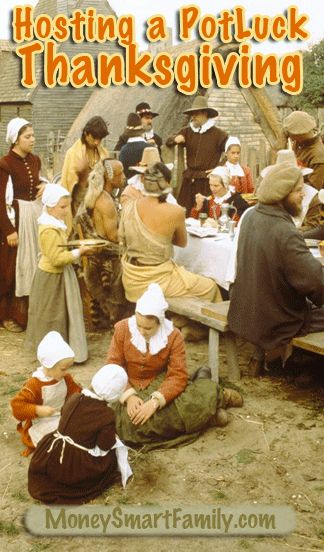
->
11 331 81 456
28 363 132 504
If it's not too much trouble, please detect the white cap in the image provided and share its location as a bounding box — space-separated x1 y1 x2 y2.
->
42 184 70 207
225 136 241 152
6 117 30 146
91 364 128 402
37 331 75 368
136 283 168 323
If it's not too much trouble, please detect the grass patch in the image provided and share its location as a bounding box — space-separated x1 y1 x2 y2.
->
0 519 20 536
11 490 29 502
210 490 226 500
28 544 51 552
239 540 251 549
1 385 20 396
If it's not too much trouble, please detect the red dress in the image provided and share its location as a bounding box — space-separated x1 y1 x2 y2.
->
0 149 41 325
230 165 254 193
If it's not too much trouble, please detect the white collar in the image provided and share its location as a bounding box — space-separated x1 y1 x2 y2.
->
127 137 146 143
225 160 245 177
212 190 233 205
292 183 318 228
128 315 173 355
32 366 56 382
189 118 215 134
144 129 154 140
81 388 104 401
38 210 67 230
128 174 144 191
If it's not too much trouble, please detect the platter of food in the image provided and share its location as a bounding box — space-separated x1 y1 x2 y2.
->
58 239 110 248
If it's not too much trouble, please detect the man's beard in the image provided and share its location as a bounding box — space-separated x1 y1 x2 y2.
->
282 196 302 217
142 123 152 132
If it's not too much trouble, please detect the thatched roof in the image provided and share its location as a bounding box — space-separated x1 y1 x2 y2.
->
0 0 118 104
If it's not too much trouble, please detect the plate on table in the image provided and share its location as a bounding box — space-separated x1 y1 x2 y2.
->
187 227 220 238
58 239 110 249
304 239 320 248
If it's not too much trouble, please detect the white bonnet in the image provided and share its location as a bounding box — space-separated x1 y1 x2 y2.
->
42 184 70 207
208 166 231 189
6 118 31 146
136 283 168 323
91 364 128 402
225 136 241 152
37 331 75 368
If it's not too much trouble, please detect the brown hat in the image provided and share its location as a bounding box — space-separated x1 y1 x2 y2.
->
260 149 313 178
257 162 303 204
283 111 317 135
183 96 218 118
124 113 144 137
136 102 159 118
129 147 173 173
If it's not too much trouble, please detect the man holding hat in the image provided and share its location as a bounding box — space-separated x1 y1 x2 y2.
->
115 102 162 153
166 95 228 215
228 161 324 355
283 110 324 190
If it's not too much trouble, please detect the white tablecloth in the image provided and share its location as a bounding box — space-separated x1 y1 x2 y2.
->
174 234 234 290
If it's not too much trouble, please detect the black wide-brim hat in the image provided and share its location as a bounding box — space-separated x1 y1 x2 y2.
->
183 96 218 118
136 102 159 118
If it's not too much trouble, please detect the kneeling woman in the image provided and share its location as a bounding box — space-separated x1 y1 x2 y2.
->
107 283 243 447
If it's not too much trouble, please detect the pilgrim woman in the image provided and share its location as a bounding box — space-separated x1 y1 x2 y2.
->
106 283 243 448
0 118 44 331
26 184 89 362
191 166 249 221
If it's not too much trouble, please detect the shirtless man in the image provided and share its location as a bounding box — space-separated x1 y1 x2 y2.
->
92 159 125 242
74 159 127 327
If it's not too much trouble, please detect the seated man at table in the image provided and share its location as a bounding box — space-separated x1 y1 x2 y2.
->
228 162 324 364
119 162 222 304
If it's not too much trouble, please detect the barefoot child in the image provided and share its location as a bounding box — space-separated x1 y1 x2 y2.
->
11 331 81 456
26 183 90 362
28 364 132 504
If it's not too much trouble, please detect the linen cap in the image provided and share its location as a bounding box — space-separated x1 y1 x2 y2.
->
91 364 128 402
6 117 31 145
257 162 303 204
225 136 241 152
136 283 169 323
283 111 317 135
42 183 70 207
183 96 218 118
37 331 75 368
208 166 231 189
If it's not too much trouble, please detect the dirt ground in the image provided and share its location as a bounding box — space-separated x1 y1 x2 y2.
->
0 326 323 552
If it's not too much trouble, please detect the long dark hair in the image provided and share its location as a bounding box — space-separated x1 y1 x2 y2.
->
81 116 109 142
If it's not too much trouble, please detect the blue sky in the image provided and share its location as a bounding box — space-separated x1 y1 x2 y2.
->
1 0 323 54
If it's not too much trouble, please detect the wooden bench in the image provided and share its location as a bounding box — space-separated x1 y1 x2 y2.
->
292 332 324 356
166 297 240 383
249 332 324 377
